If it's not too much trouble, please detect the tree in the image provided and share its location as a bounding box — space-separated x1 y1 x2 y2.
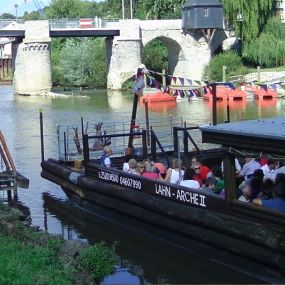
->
143 40 168 72
45 0 85 18
0 13 15 19
243 17 285 67
22 11 42 20
203 51 246 82
60 38 106 87
222 0 276 41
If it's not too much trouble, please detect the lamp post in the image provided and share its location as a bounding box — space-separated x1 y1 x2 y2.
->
236 13 243 52
15 4 18 20
130 0 133 19
122 0 125 19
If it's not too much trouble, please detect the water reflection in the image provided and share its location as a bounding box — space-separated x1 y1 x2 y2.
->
42 193 262 284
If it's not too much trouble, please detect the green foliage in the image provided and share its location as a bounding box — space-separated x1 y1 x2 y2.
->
203 51 246 82
222 0 275 41
143 39 168 72
76 241 117 282
60 38 106 87
0 235 72 285
22 11 42 20
45 0 85 18
0 13 15 19
0 204 72 285
243 33 285 68
264 17 285 40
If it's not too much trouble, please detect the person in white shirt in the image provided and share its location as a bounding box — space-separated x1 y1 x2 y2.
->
261 158 278 182
180 168 200 189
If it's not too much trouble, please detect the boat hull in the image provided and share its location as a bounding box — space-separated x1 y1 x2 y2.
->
41 159 285 282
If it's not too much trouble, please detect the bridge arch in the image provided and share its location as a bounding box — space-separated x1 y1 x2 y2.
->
142 36 183 76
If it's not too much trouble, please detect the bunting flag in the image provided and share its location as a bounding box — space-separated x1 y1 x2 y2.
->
133 68 145 94
137 67 285 99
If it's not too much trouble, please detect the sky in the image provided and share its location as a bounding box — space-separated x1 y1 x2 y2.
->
0 0 50 16
0 0 102 17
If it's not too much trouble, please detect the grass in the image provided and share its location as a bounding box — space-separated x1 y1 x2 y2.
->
246 65 285 73
0 203 117 285
0 235 72 285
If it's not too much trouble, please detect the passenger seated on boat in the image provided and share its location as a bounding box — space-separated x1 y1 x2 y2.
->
238 182 252 202
179 168 200 189
100 146 112 168
199 177 217 193
238 169 264 200
253 181 285 213
136 162 145 175
123 156 130 172
127 159 139 175
154 162 167 179
257 178 274 200
142 162 161 180
208 165 224 194
261 158 278 182
239 156 261 181
276 161 285 175
193 164 203 187
164 159 185 184
191 156 210 183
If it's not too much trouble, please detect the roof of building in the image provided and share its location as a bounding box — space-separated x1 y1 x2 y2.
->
182 0 222 8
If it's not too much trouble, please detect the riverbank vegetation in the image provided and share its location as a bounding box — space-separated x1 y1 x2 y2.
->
0 0 284 85
0 202 117 285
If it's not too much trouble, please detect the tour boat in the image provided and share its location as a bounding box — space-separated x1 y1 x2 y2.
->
40 106 285 282
40 74 285 282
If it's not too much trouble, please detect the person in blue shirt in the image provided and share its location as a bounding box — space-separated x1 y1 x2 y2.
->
253 181 285 213
100 146 112 167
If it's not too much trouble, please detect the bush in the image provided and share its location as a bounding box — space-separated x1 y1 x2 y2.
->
76 241 117 282
243 33 285 67
203 51 246 82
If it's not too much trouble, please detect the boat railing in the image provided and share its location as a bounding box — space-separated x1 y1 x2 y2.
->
56 117 199 162
82 130 149 163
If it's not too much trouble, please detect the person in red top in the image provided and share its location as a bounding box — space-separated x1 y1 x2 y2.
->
191 156 211 184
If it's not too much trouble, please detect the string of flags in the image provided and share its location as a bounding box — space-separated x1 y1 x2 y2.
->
133 66 285 98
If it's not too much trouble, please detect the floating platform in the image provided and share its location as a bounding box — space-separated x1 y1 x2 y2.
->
247 86 278 100
140 88 176 103
204 86 247 101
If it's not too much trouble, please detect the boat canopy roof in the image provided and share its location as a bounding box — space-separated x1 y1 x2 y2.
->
200 117 285 155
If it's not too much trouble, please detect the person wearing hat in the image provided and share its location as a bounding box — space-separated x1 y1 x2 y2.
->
100 146 112 167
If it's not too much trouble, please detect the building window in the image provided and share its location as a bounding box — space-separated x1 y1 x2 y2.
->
203 8 209 17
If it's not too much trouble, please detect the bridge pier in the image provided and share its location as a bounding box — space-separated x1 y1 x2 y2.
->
106 20 142 90
13 21 52 95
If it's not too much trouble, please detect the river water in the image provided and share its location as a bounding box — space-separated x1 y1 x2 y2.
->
1 85 284 284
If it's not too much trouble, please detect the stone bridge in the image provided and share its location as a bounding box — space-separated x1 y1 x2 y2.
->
0 19 226 95
108 19 226 89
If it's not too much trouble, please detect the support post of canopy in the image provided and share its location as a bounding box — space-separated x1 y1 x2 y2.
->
127 67 145 155
212 83 217 125
144 100 150 146
127 92 139 155
173 127 178 155
223 149 236 206
39 109 45 162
